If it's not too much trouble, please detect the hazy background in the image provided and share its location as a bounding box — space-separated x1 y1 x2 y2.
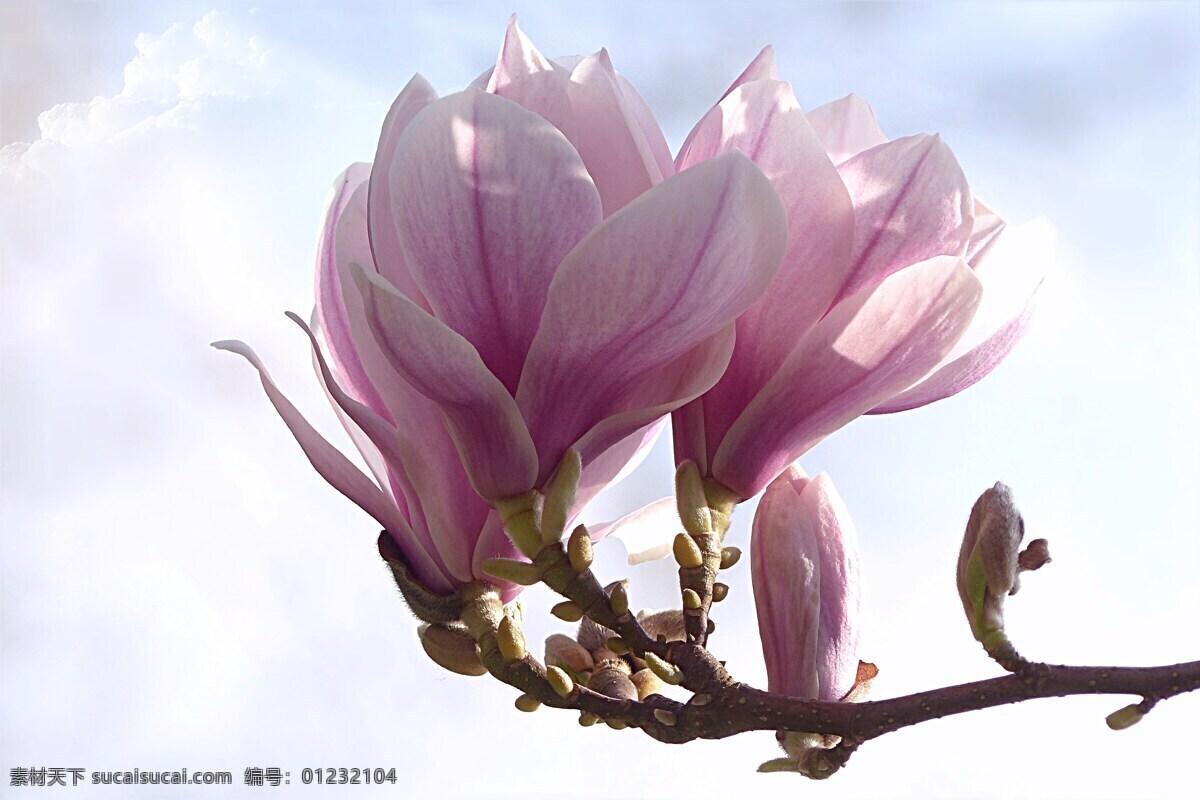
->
3 1 1198 797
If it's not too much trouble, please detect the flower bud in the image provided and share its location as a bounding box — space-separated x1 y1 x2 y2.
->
546 665 575 697
752 466 869 776
957 482 1048 660
567 525 593 572
673 532 705 569
497 616 527 662
752 466 862 702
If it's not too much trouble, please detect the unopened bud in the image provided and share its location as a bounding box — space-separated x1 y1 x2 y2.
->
542 450 581 545
644 651 682 685
551 600 584 622
514 693 541 712
957 483 1046 664
547 666 575 697
496 490 544 558
605 719 628 730
610 581 630 616
419 623 487 677
638 609 687 642
497 616 527 662
1106 704 1145 731
712 583 729 602
682 589 701 609
673 532 705 569
720 546 742 570
567 525 593 572
544 633 594 673
578 712 599 727
481 557 543 586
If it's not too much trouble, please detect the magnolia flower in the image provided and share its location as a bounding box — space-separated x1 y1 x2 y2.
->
752 466 872 778
216 23 789 598
672 48 1050 499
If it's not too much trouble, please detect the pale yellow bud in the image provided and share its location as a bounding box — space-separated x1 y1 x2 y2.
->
497 616 527 662
481 557 543 586
673 532 705 569
542 450 582 546
567 525 593 572
550 600 584 622
546 666 575 698
514 693 541 713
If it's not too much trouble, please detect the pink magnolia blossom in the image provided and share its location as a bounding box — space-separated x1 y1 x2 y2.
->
752 466 862 703
216 24 789 596
672 48 1048 499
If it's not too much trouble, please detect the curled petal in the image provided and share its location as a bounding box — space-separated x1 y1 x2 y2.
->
752 467 861 701
368 73 438 309
383 88 602 394
212 340 453 594
713 256 983 498
675 45 778 165
806 93 888 165
836 134 974 302
568 49 668 215
965 197 1006 268
517 152 787 484
352 265 539 501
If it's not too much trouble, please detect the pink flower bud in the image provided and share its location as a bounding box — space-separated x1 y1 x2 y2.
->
751 466 861 702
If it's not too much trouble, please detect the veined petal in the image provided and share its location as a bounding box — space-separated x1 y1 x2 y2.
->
325 178 497 573
367 74 438 310
674 45 778 171
870 218 1053 413
592 498 683 565
352 265 539 502
383 88 602 394
290 313 483 585
568 49 667 216
806 94 888 165
212 340 454 594
752 467 862 701
836 134 974 302
714 256 983 498
517 153 787 484
315 163 391 418
569 326 736 478
486 16 578 147
614 72 674 184
676 80 855 462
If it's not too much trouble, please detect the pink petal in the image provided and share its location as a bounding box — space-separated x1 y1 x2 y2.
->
870 218 1052 413
713 256 983 498
591 498 683 565
806 93 888 165
471 509 526 605
485 16 578 148
290 312 484 585
320 177 499 572
212 339 454 594
352 265 539 502
367 74 438 311
753 467 861 701
382 88 602 394
569 326 736 478
516 152 787 484
315 164 391 418
614 72 674 185
675 80 855 465
722 45 778 99
675 45 778 171
965 197 1006 267
672 397 710 476
568 49 668 216
574 416 668 512
835 134 974 302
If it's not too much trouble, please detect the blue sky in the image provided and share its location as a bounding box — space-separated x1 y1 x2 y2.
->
2 2 1198 798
